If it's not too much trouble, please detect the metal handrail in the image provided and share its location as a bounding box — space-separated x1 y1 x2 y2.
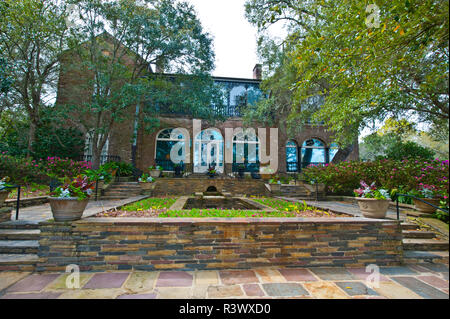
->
1 184 21 220
393 193 449 220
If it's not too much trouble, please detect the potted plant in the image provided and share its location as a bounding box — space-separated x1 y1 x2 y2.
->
354 181 391 219
207 166 216 178
269 176 282 192
237 163 245 178
0 177 13 207
138 173 155 191
149 165 162 178
48 175 95 222
303 178 326 193
409 185 442 214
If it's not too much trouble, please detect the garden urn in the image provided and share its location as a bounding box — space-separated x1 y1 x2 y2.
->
48 197 89 222
356 198 390 219
150 169 162 178
413 198 441 214
270 184 281 192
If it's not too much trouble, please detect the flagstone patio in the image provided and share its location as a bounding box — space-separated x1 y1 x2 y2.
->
0 263 447 299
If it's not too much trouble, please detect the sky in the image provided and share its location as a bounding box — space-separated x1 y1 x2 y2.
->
186 0 261 79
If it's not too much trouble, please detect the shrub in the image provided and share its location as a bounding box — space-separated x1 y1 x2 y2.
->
0 153 92 185
301 159 449 204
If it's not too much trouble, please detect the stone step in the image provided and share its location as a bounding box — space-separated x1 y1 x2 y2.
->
402 230 436 239
403 251 449 264
100 196 132 200
0 240 39 254
403 239 449 251
0 254 40 265
401 222 420 230
0 221 40 230
0 229 40 240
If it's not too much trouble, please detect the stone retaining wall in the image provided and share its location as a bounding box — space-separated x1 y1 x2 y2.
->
152 178 270 196
4 196 48 209
37 217 403 272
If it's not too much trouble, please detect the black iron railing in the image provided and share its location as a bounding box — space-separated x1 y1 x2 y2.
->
232 162 260 173
79 155 121 165
1 185 21 220
287 162 298 172
393 193 449 220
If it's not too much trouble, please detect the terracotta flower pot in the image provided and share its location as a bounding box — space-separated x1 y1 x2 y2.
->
150 169 161 178
413 198 441 214
0 190 10 208
139 182 155 191
356 198 390 219
48 197 89 222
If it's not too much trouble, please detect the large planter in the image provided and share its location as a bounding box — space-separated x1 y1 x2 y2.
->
150 169 162 178
413 198 441 214
48 197 89 222
0 190 10 207
139 182 155 191
270 184 281 192
303 183 326 193
356 198 390 219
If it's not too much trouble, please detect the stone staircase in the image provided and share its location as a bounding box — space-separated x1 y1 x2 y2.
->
0 221 40 271
401 221 449 264
101 182 142 200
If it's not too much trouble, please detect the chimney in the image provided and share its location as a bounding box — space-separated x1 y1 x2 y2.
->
253 64 262 80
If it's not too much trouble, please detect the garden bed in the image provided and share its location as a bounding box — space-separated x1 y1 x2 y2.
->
94 197 352 218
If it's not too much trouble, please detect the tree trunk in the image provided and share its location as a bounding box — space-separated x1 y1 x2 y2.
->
91 146 101 170
331 144 354 163
27 120 37 156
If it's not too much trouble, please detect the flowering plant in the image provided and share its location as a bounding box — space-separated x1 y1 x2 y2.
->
138 174 154 183
149 166 162 171
50 175 95 200
207 167 216 174
354 181 391 200
0 176 14 191
409 184 439 199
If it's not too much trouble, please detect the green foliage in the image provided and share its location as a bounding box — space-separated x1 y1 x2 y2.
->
301 159 449 203
122 197 177 211
385 141 435 161
56 0 220 168
0 0 71 153
50 175 95 200
244 0 449 146
0 153 92 185
0 57 13 98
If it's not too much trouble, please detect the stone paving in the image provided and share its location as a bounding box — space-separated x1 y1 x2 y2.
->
9 196 148 223
0 264 447 299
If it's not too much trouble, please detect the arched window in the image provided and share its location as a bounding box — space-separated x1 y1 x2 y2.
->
301 138 326 168
232 130 259 172
329 142 339 162
286 140 298 172
194 129 224 173
155 128 187 171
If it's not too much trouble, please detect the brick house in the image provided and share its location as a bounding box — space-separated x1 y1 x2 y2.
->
55 35 359 176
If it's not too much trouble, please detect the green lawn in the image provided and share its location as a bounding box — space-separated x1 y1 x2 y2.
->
98 197 348 218
121 197 177 211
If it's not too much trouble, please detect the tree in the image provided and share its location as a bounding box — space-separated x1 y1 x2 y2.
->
245 0 449 146
57 0 221 168
0 0 71 154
